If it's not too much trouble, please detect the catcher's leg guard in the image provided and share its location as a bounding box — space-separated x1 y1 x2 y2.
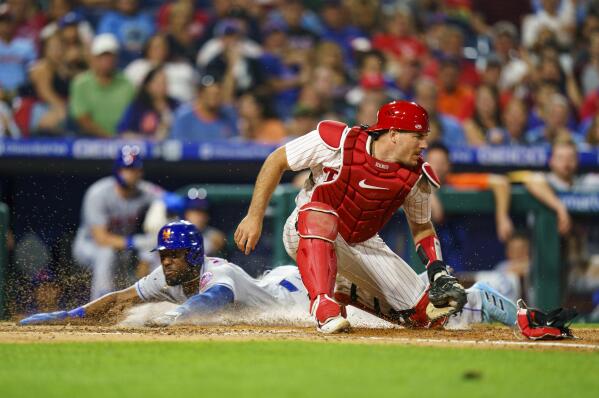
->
297 202 347 331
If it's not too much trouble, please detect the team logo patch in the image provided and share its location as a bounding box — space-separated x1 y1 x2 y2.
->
162 228 173 241
200 272 213 290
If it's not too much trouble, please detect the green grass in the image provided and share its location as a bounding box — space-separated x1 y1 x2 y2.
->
0 341 598 398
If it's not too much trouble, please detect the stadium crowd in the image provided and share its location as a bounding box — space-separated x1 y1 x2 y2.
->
2 0 599 319
0 0 598 149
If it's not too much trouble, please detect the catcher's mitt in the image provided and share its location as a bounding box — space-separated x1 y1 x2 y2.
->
516 299 578 340
427 274 467 320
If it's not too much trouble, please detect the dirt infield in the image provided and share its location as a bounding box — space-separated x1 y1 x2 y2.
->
1 322 597 351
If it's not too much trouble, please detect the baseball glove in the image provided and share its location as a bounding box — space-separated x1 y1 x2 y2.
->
427 274 467 319
516 299 578 340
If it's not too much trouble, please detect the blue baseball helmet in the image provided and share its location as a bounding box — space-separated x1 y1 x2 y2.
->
152 220 204 267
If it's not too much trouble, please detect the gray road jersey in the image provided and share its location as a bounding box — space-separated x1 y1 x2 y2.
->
76 176 162 240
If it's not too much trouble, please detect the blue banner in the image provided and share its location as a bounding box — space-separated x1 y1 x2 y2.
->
1 138 599 167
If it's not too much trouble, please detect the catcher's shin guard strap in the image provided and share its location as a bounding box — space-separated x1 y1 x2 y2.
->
416 235 443 266
297 202 339 300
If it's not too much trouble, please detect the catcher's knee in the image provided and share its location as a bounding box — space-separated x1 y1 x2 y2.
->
297 202 338 242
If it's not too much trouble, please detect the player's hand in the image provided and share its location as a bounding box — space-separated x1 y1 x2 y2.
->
234 215 263 255
20 311 68 325
145 311 182 327
20 307 86 325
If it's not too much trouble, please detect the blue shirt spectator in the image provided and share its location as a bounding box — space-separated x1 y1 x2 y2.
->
170 80 238 143
97 0 155 67
0 7 36 92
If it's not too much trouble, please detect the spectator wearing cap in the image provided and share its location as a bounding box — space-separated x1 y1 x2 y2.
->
170 77 238 142
40 8 94 46
117 65 179 140
414 77 467 148
184 193 226 256
97 0 156 67
0 4 37 96
124 34 198 102
196 18 264 94
69 33 135 137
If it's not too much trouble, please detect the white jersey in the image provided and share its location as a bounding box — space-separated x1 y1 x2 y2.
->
285 129 432 224
134 257 306 308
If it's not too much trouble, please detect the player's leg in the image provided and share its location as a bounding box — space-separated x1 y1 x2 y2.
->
333 236 434 327
469 281 517 326
284 204 349 333
90 246 116 300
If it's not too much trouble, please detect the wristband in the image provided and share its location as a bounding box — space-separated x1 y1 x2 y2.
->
67 307 86 318
125 235 135 250
415 235 443 266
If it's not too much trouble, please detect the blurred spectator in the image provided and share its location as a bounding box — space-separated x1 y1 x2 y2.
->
72 145 163 299
27 33 71 135
389 58 421 101
490 21 528 91
427 141 514 243
581 30 599 96
523 139 599 235
414 78 467 147
318 0 366 66
0 4 37 97
170 76 238 142
197 18 263 94
345 50 388 106
259 21 310 119
273 0 320 50
497 98 529 145
353 96 384 127
475 233 531 302
0 100 20 137
5 0 46 44
69 33 135 137
157 0 209 46
237 93 285 143
163 0 199 63
184 192 226 256
97 0 156 67
464 84 502 146
124 34 197 102
525 93 576 145
534 52 582 107
436 58 475 121
311 40 349 115
286 104 321 138
582 113 599 147
117 66 179 140
522 0 575 49
40 6 94 46
346 0 379 33
423 25 480 88
371 7 427 64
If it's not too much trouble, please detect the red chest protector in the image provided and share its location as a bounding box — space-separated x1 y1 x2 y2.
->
311 123 423 244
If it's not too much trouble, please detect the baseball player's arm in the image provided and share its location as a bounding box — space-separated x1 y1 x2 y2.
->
523 173 571 234
488 174 514 242
20 286 141 325
235 146 291 254
146 285 234 327
91 226 147 251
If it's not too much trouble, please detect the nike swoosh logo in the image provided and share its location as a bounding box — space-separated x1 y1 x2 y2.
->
358 179 389 190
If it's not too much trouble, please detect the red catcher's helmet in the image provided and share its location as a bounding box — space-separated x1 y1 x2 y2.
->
366 100 429 134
